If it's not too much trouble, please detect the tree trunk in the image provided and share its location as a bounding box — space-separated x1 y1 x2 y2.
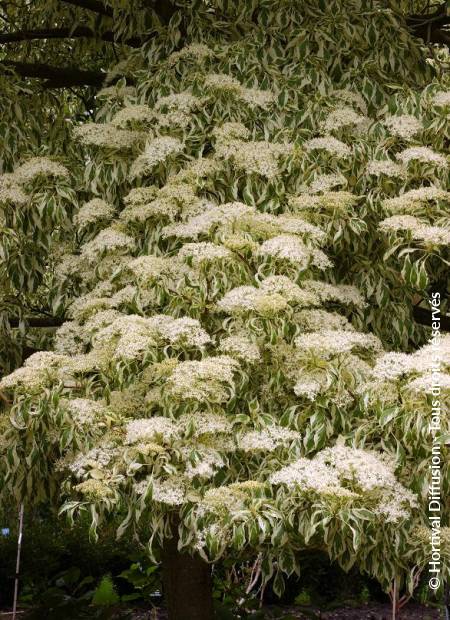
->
162 534 214 620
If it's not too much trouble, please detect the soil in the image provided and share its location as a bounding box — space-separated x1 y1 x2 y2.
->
0 602 444 619
265 602 443 619
103 602 445 619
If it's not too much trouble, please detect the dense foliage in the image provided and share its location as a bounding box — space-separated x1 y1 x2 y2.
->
0 0 449 616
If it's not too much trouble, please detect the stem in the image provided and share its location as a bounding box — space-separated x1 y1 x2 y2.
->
12 504 24 620
162 532 214 620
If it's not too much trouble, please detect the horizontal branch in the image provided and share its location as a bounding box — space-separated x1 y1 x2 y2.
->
407 1 450 45
1 60 106 87
8 316 65 328
0 26 143 47
412 305 450 332
61 0 178 26
60 0 113 18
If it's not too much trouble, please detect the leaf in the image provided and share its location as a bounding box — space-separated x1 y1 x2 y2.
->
92 575 120 607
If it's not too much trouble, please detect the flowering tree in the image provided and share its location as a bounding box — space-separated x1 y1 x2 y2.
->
1 1 450 618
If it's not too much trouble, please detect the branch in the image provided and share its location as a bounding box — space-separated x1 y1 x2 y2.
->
1 60 106 87
0 26 143 47
59 0 113 18
8 316 65 328
407 1 450 45
62 0 179 26
412 306 450 332
149 0 178 24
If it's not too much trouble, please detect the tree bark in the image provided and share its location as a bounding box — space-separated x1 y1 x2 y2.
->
60 0 114 18
412 305 450 332
1 60 106 87
406 2 450 45
162 534 214 620
0 26 143 47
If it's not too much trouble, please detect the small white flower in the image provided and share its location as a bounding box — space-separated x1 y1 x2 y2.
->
383 115 423 140
304 136 351 158
396 146 447 168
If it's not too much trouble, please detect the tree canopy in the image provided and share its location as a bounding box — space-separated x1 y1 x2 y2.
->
0 1 449 618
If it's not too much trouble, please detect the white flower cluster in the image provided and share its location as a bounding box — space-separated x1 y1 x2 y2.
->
303 136 351 158
240 212 326 243
94 314 211 360
383 186 450 213
218 335 260 363
158 316 211 348
68 446 118 478
155 92 203 114
84 309 122 335
258 235 332 269
127 254 181 284
134 476 184 505
204 73 274 108
203 72 241 92
54 321 85 355
55 253 87 279
217 286 272 314
380 215 450 245
183 412 232 436
302 279 367 308
323 106 367 132
270 454 340 490
0 351 70 391
121 182 205 223
372 338 450 382
184 449 225 480
68 295 113 323
97 85 136 99
130 137 184 178
270 445 416 521
383 114 423 140
212 122 251 143
167 43 213 66
151 479 185 505
289 191 357 213
162 201 255 239
366 159 405 178
0 365 50 392
432 91 450 107
239 87 275 108
295 330 381 355
307 173 347 193
125 417 178 444
80 228 135 262
217 276 319 314
64 398 108 426
200 481 264 512
293 377 323 400
74 199 115 228
14 157 69 184
111 105 155 128
0 173 27 205
168 355 239 402
396 146 447 168
331 89 368 114
123 186 159 206
411 225 450 246
379 214 423 233
239 424 300 452
294 309 354 332
259 276 320 305
74 123 145 150
215 138 291 178
178 242 232 264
